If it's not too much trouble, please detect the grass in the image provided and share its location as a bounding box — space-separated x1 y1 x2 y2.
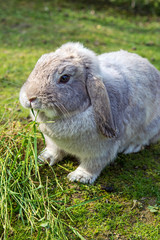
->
0 0 160 239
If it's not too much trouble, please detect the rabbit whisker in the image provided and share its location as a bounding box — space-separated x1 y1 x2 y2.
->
54 102 71 119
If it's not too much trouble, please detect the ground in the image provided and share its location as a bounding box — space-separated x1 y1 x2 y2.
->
0 0 160 239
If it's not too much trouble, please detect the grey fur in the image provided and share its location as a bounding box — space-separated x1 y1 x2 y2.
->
20 42 160 184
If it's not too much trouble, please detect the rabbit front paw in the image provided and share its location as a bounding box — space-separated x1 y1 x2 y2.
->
38 148 59 166
67 167 98 184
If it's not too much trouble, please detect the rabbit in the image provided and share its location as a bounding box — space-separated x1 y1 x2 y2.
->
20 42 160 184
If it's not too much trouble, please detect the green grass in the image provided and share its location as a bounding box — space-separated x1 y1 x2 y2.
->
0 0 160 239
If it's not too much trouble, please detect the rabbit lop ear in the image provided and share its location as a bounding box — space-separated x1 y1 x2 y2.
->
86 73 116 138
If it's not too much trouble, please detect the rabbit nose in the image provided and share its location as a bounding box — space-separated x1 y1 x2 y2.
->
29 97 37 102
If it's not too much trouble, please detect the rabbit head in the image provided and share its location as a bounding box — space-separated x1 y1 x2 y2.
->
20 42 116 137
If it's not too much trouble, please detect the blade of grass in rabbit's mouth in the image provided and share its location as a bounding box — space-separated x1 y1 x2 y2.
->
31 108 56 123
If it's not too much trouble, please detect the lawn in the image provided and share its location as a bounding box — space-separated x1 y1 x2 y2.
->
0 0 160 239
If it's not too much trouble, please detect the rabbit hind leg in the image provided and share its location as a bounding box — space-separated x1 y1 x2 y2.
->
149 130 160 144
123 144 144 154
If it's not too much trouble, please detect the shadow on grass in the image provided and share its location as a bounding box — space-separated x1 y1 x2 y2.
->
40 144 160 202
99 145 160 201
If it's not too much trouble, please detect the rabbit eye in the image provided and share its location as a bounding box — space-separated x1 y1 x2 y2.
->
59 74 70 84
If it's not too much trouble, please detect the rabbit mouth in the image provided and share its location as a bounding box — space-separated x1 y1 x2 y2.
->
26 97 42 110
32 101 67 120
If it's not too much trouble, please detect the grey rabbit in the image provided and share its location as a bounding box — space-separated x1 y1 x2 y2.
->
20 42 160 184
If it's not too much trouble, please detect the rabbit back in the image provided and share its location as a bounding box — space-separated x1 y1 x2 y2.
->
98 50 160 152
